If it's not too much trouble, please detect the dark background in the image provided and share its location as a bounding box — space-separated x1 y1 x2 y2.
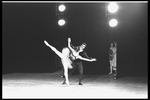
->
2 2 148 77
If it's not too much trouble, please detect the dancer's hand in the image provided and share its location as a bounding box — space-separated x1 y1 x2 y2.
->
91 58 97 61
68 37 71 42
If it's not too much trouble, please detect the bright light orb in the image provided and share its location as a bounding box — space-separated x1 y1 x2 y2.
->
109 19 118 27
58 4 66 12
58 19 65 26
108 2 118 13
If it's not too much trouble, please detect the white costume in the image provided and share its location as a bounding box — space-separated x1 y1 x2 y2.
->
44 40 72 86
111 47 117 67
109 42 117 74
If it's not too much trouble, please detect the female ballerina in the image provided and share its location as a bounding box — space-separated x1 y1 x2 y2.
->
44 40 73 86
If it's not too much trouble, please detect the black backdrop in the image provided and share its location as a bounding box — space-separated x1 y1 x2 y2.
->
2 3 147 77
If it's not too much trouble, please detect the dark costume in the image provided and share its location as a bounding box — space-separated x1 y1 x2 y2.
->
62 44 92 85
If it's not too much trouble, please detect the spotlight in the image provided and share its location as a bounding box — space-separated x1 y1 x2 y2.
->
58 19 66 26
109 19 118 27
58 4 66 12
108 2 118 13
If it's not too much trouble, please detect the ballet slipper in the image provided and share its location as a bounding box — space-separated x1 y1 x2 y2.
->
65 80 70 86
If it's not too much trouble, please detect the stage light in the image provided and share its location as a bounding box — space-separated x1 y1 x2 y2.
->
58 4 66 12
58 19 65 26
109 19 118 27
108 2 118 13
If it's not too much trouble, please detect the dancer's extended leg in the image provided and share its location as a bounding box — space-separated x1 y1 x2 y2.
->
44 40 63 58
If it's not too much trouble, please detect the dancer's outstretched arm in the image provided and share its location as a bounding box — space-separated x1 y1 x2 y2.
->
83 52 92 59
44 40 63 58
76 55 96 62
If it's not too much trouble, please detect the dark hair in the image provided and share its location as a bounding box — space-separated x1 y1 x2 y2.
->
81 43 87 47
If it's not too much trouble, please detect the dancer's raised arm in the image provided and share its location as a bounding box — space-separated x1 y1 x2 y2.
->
68 37 80 58
68 38 78 53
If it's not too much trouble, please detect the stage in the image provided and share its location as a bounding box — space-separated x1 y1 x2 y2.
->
2 70 147 99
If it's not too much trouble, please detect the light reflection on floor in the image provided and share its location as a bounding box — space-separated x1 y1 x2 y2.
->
2 71 147 99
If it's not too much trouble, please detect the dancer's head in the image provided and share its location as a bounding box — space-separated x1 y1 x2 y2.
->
113 42 117 47
79 43 86 52
62 47 70 56
110 43 113 47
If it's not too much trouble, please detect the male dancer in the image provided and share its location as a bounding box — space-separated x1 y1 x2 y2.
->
62 38 96 85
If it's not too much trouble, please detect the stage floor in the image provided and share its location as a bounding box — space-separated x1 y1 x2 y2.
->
2 70 148 99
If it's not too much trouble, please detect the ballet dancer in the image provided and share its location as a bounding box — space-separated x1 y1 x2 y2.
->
44 40 72 86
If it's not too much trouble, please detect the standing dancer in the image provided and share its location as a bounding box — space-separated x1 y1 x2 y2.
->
44 40 72 86
62 37 96 85
44 40 96 86
109 42 117 74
